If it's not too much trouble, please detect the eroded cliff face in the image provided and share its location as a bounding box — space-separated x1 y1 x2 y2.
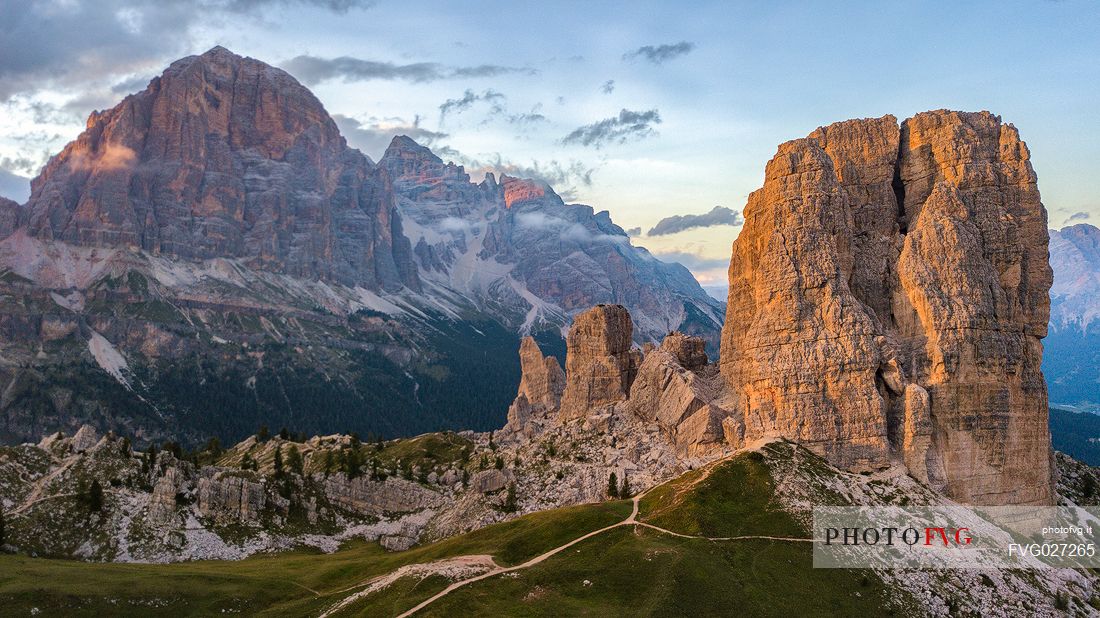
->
20 46 418 292
720 110 1054 505
559 305 640 421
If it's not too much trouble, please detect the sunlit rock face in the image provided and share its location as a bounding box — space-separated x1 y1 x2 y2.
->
721 110 1054 505
20 46 418 292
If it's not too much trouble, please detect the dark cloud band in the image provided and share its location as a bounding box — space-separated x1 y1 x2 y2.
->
282 56 536 86
622 41 695 65
647 206 743 236
561 108 661 149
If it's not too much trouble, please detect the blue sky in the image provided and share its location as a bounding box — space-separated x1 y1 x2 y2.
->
1 0 1097 292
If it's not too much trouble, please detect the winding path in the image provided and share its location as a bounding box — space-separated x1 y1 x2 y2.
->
319 489 814 618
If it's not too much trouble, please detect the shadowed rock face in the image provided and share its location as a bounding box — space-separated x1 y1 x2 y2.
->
20 46 418 292
721 110 1054 505
0 197 18 238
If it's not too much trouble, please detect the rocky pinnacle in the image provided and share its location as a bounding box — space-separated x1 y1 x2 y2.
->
720 110 1054 505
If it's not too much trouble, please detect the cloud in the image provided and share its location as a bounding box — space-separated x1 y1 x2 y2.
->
560 223 629 245
1068 211 1091 222
622 41 695 65
600 80 615 94
625 227 641 236
561 109 661 149
282 55 535 86
437 216 474 234
332 114 447 159
67 143 137 172
472 157 594 202
438 89 506 121
515 212 627 245
650 250 728 271
647 206 743 236
0 168 30 202
503 103 548 128
0 0 374 101
515 212 563 230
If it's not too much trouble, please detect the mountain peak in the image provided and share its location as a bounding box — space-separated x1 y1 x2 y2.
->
19 47 418 292
383 135 440 161
201 45 237 58
499 174 557 208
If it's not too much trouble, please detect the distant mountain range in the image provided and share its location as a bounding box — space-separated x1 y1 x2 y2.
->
1045 223 1100 411
0 47 721 446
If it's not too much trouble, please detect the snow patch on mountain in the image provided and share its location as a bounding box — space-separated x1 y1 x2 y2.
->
88 331 131 389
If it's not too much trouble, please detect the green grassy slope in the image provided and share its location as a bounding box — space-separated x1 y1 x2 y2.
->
0 502 629 616
0 450 912 617
415 451 906 617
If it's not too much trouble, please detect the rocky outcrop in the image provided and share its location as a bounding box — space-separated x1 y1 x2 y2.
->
70 424 99 453
628 332 730 456
559 305 639 421
148 466 185 524
20 46 418 292
503 337 565 436
196 472 267 524
515 337 565 409
721 110 1054 505
321 474 445 516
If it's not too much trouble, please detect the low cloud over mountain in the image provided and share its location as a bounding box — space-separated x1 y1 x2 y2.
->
647 205 743 236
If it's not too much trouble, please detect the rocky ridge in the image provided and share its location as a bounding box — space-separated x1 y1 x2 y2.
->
379 135 725 351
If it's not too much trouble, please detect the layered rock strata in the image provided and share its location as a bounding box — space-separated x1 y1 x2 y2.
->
720 110 1054 505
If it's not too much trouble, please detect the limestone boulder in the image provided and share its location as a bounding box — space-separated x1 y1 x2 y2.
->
70 424 99 453
628 334 729 456
148 466 185 524
659 332 708 370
